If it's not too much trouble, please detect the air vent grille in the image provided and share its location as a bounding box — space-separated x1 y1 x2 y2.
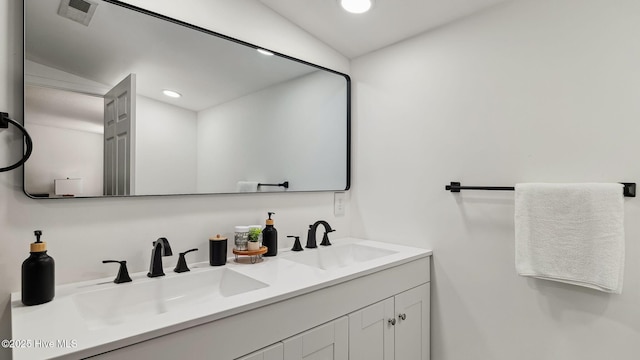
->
69 0 91 13
57 0 98 26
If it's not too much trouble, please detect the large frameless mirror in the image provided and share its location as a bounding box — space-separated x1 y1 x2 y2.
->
23 0 350 198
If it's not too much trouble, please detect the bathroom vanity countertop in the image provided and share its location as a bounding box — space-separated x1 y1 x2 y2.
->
10 238 432 360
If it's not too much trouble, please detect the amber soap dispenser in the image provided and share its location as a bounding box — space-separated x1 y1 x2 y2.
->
22 230 55 306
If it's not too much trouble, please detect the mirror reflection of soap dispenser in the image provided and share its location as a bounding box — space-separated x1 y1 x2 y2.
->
22 230 55 306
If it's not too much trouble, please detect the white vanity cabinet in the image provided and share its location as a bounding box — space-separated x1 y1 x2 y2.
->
15 240 431 360
238 284 430 360
237 317 348 360
394 284 430 360
283 317 348 360
85 256 430 360
236 343 284 360
349 297 395 360
349 284 430 360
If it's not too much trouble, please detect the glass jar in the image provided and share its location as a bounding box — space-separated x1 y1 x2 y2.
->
234 226 249 250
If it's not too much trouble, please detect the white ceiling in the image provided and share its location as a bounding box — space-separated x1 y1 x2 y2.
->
25 0 319 112
24 0 511 113
259 0 511 59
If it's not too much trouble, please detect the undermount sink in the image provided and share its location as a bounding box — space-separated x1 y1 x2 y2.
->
283 243 397 270
73 268 268 329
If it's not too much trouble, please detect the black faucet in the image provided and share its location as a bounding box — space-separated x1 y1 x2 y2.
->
306 220 335 248
148 237 173 278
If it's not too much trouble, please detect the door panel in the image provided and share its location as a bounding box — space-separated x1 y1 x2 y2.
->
283 317 347 360
236 342 284 360
103 74 136 195
395 284 430 360
104 98 116 195
349 297 394 360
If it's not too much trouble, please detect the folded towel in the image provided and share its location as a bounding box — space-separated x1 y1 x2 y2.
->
237 181 259 193
515 183 625 294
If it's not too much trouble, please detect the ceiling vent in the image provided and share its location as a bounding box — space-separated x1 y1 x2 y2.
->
58 0 98 26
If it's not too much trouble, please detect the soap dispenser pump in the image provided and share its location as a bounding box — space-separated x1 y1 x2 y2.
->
21 230 55 306
263 212 278 256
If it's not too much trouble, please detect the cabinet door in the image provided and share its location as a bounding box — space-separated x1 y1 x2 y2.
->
395 283 430 360
283 317 348 360
349 297 394 360
236 343 284 360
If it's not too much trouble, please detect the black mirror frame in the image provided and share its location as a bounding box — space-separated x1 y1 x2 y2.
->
22 0 350 199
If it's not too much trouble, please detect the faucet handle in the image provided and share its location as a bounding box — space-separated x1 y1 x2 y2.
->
320 229 336 246
288 236 304 251
174 248 198 273
102 260 132 284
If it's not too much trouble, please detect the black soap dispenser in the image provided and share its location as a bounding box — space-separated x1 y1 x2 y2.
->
22 230 55 306
263 212 278 256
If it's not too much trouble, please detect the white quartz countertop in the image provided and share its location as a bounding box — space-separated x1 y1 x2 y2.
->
11 238 432 360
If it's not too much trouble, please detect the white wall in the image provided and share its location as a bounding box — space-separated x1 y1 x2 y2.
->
23 124 103 196
197 71 347 193
0 1 350 359
135 95 198 195
24 85 200 196
23 83 104 197
351 0 640 359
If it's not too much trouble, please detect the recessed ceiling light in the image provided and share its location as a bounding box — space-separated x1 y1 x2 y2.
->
162 90 181 98
340 0 373 14
257 49 274 56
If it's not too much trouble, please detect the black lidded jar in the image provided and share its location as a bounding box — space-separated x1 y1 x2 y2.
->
263 212 278 257
22 230 55 306
209 234 228 266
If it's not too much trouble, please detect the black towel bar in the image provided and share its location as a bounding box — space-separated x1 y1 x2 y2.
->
445 182 636 198
258 181 289 189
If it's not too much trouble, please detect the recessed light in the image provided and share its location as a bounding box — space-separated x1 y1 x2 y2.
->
162 89 181 98
340 0 373 14
257 49 274 56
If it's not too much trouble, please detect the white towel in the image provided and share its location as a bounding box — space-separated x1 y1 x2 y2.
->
237 181 259 193
514 183 625 294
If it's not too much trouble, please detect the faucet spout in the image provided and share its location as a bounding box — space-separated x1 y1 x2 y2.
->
148 237 173 278
306 220 334 248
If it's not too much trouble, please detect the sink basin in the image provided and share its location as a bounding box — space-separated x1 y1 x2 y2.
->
283 243 397 270
73 268 267 329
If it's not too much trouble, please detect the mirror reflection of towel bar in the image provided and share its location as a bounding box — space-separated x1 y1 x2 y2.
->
259 181 289 189
445 181 636 198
